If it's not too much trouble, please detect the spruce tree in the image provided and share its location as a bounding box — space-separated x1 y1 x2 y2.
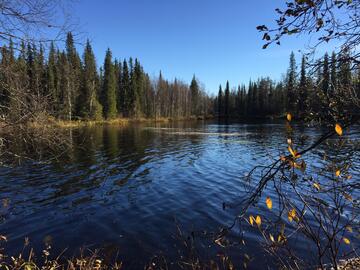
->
120 60 130 116
133 59 144 117
65 32 82 119
218 85 223 117
298 55 308 114
286 52 297 113
77 40 102 120
101 49 117 119
224 81 230 119
322 53 330 95
330 52 337 96
190 75 199 116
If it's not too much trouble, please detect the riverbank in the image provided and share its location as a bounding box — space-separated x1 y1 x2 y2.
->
6 115 213 129
51 116 214 128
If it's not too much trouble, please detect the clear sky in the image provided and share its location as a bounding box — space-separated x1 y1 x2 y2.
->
71 0 335 95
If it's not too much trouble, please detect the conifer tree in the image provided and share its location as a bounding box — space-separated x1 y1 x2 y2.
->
65 32 82 119
330 52 337 96
101 49 117 119
132 59 144 117
190 75 199 116
286 52 297 113
298 55 308 113
322 53 330 95
224 81 230 119
218 85 223 117
77 40 102 120
120 60 130 116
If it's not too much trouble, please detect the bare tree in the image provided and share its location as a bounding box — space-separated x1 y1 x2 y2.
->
0 0 75 48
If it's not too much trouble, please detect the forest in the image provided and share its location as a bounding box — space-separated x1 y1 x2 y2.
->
0 33 212 122
1 33 359 123
216 52 360 119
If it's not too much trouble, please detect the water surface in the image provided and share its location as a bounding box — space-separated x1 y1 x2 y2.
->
0 121 358 269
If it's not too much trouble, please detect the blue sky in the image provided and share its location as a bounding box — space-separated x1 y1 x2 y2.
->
71 0 337 94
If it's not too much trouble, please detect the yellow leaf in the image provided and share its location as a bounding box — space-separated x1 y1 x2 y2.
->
335 170 341 177
313 183 321 191
288 146 301 158
288 146 296 157
277 234 286 243
266 197 273 210
346 226 353 233
344 193 353 201
249 215 254 226
287 113 292 121
288 209 296 222
343 237 350 245
335 123 343 136
255 215 261 226
269 234 275 242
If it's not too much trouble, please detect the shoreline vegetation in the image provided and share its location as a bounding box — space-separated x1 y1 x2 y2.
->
0 237 359 270
2 114 294 130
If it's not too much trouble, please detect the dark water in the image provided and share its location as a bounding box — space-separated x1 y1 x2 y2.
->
0 121 359 269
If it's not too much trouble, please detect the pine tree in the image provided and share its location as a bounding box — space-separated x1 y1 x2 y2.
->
65 32 82 119
58 51 72 120
101 49 117 119
77 40 102 120
339 49 352 91
322 53 330 95
190 75 199 116
120 59 130 116
224 81 230 119
218 85 223 117
286 52 297 113
330 51 337 96
133 59 144 117
298 55 308 114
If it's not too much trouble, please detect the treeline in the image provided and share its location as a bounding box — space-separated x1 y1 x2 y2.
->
1 33 359 123
216 52 360 119
0 33 212 122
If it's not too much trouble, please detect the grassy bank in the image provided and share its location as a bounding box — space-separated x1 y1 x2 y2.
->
38 116 214 128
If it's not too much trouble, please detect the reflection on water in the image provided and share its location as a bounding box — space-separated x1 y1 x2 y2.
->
0 121 358 269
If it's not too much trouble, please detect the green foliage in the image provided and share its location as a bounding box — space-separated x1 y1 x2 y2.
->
190 75 199 116
101 49 117 119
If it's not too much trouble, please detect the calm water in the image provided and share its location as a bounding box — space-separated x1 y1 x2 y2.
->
0 121 359 269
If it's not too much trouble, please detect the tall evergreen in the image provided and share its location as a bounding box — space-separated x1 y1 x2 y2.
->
224 81 230 119
101 49 117 119
65 32 82 119
132 59 144 117
218 85 223 117
77 40 102 120
330 52 337 96
322 53 330 95
298 55 308 113
339 49 352 90
286 52 297 113
120 60 130 116
190 75 199 116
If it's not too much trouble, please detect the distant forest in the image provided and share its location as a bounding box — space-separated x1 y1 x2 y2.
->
1 32 359 122
216 51 360 120
0 32 212 121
